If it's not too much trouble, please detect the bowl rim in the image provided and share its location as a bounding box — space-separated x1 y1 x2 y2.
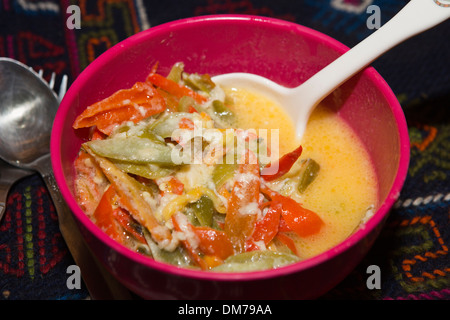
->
51 14 410 282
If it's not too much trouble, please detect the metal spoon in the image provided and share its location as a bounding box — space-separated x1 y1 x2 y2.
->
0 57 131 299
212 0 450 140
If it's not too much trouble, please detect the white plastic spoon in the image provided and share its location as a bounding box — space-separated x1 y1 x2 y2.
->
212 0 450 140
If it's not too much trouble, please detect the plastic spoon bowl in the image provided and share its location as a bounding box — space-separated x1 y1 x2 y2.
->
212 0 450 140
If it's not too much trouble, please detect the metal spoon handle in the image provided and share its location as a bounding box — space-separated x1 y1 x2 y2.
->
33 154 132 299
294 0 450 113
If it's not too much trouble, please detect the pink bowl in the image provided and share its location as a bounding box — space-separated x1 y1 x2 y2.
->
51 15 410 299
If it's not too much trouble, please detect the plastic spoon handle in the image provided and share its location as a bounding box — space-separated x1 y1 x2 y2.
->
294 0 450 119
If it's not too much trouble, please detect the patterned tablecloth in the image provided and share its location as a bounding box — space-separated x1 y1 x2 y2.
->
0 0 449 300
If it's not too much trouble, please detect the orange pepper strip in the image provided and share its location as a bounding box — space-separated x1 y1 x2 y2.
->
246 202 280 251
260 184 323 238
91 106 147 135
146 73 207 104
73 82 166 135
224 150 261 253
179 117 195 130
261 145 303 181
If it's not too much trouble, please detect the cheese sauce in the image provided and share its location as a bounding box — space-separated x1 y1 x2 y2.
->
225 87 378 259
